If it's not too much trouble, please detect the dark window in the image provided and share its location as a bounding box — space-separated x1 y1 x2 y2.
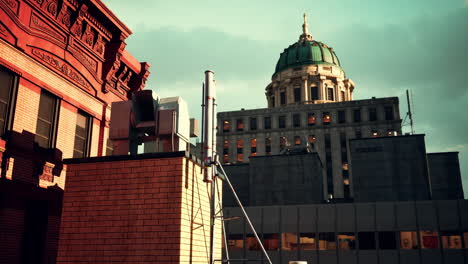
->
270 96 275 107
223 140 229 155
355 129 362 139
280 91 286 105
400 231 418 249
35 91 60 148
308 113 315 126
325 134 333 196
440 231 463 249
294 88 301 102
279 136 286 151
327 87 334 101
236 119 244 131
353 109 361 122
369 107 377 121
278 115 286 128
265 137 271 154
73 111 92 158
264 116 271 129
385 106 394 120
249 117 257 131
250 138 257 156
379 232 396 249
341 91 346 101
420 231 439 249
0 67 17 137
223 120 230 132
338 110 345 123
358 232 376 250
293 113 300 127
311 86 319 100
323 112 331 124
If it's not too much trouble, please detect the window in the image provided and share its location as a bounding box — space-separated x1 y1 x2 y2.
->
371 130 379 137
378 232 396 249
278 115 286 128
327 87 334 101
338 110 345 124
250 117 257 131
420 231 439 249
387 129 397 136
355 129 362 139
465 232 468 249
341 91 346 101
105 138 113 156
270 96 275 107
0 67 17 137
35 90 60 148
223 154 229 163
246 234 261 250
400 231 418 249
73 111 92 158
323 112 331 124
223 140 229 154
441 231 462 249
280 91 286 105
307 113 315 126
353 109 361 122
282 233 299 251
300 233 316 251
265 137 271 155
294 136 301 145
384 106 394 120
223 120 230 132
264 116 271 129
308 135 316 144
369 107 377 121
293 113 300 127
311 86 319 100
338 233 356 250
279 136 287 151
358 232 376 250
319 232 336 250
250 138 257 156
237 140 243 162
227 234 243 250
294 87 301 102
264 233 280 251
236 119 244 131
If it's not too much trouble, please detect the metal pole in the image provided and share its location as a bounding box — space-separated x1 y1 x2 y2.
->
216 162 273 264
406 89 414 134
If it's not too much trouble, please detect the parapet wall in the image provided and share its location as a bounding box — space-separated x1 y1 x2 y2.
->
57 152 222 263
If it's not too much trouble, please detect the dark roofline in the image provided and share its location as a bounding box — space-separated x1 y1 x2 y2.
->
349 134 426 142
427 152 460 155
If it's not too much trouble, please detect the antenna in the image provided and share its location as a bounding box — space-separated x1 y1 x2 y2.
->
406 89 415 134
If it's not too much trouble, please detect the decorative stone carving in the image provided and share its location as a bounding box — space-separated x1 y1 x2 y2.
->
83 24 95 46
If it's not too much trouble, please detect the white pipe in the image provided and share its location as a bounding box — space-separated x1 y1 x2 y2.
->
203 70 216 182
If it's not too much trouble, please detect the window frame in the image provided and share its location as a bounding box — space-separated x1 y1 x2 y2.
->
35 90 60 149
73 110 93 158
0 66 19 138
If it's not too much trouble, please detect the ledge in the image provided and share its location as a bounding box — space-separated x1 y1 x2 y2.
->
64 151 188 164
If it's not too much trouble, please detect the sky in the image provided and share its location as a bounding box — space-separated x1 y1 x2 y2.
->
105 0 468 195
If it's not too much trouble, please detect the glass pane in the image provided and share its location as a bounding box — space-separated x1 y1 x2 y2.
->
246 234 261 251
264 233 280 251
36 119 51 139
441 231 462 249
378 232 397 249
420 231 439 249
338 233 356 250
0 69 13 102
299 233 316 251
38 92 55 120
318 232 336 250
358 232 376 250
400 231 418 249
281 233 299 251
227 234 243 251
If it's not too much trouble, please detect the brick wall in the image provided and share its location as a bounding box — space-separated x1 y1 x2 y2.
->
57 152 222 263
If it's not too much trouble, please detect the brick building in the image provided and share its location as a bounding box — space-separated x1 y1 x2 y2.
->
0 0 149 263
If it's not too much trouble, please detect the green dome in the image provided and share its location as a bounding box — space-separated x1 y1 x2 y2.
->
274 40 341 75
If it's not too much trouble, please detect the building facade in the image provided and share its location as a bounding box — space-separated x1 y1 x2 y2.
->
217 16 401 200
0 1 149 263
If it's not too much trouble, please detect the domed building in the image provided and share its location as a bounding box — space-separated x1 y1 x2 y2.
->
217 14 402 200
266 14 354 107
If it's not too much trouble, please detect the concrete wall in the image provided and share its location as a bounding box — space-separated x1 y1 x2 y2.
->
224 200 468 264
428 152 464 200
350 135 431 202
